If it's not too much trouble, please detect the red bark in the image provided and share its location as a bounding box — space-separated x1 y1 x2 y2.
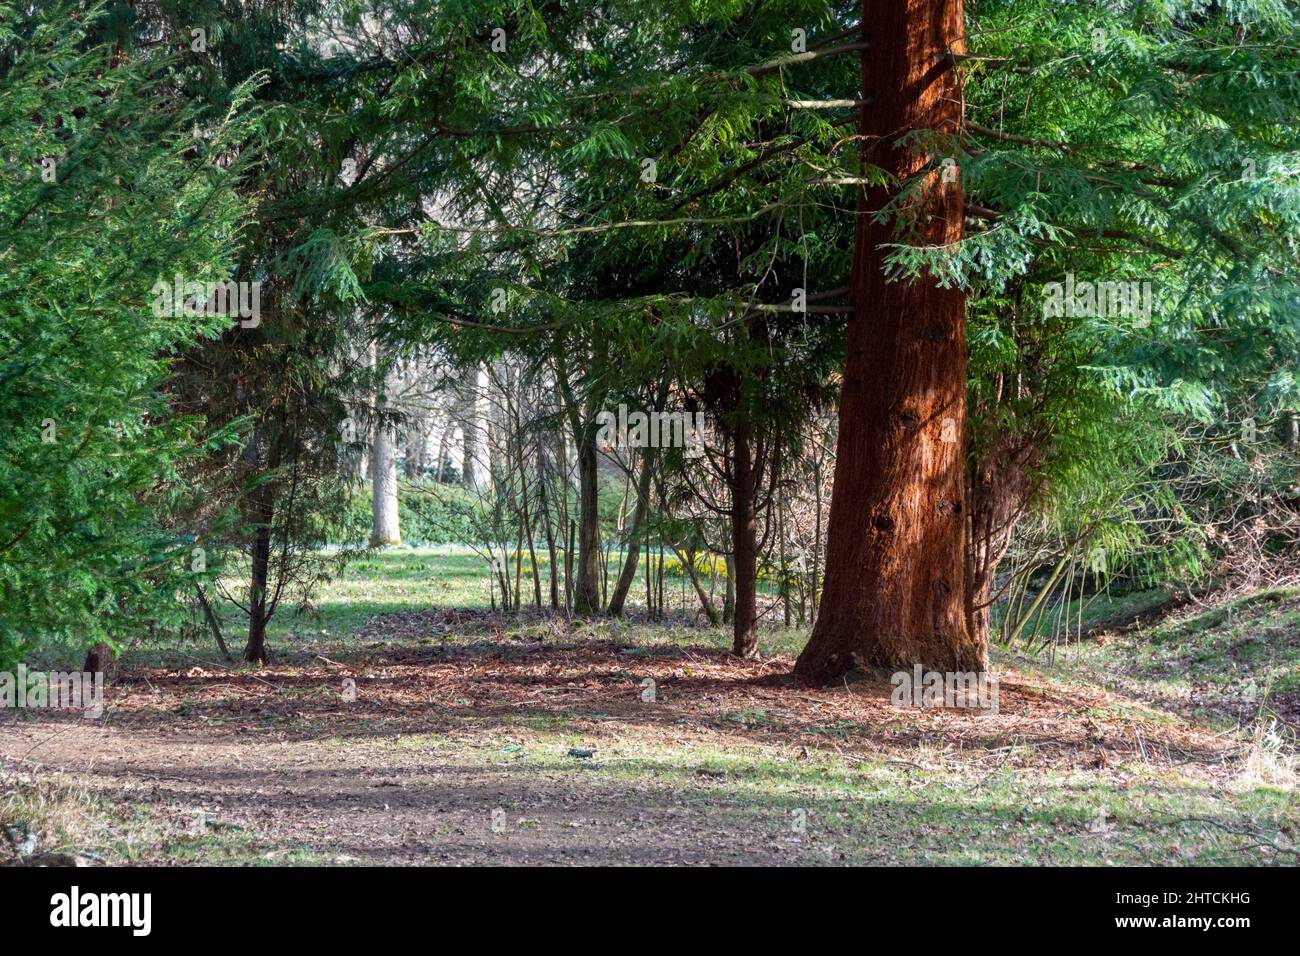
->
795 0 985 683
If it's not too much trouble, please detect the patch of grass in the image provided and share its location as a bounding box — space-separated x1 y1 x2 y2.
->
157 831 338 866
723 709 775 729
0 770 272 866
1014 586 1300 731
0 771 108 865
27 546 811 672
351 726 1299 865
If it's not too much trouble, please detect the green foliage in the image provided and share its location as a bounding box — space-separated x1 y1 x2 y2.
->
957 0 1300 407
955 0 1300 597
0 2 257 667
5 0 1297 666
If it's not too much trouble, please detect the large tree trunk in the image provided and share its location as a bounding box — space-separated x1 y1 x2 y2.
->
795 0 983 683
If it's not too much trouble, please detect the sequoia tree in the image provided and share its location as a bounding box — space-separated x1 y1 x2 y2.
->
795 0 985 683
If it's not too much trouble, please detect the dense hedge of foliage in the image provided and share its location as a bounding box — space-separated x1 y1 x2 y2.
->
0 3 256 669
330 483 483 546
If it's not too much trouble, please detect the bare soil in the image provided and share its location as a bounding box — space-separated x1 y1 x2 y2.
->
4 619 1274 865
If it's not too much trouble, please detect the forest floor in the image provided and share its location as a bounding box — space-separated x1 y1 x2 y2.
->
2 548 1297 866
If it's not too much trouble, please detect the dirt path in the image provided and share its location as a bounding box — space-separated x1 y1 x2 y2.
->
3 719 817 864
1 637 1289 866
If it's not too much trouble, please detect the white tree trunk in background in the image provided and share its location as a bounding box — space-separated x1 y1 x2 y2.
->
371 425 400 545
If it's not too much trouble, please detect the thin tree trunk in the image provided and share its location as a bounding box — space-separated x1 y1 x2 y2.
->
513 519 524 612
566 518 576 615
728 424 760 656
573 426 602 614
810 452 824 627
656 547 665 621
558 423 573 614
195 584 233 661
512 421 543 609
673 544 720 624
601 539 610 607
723 553 735 625
434 422 450 483
778 489 792 627
460 374 481 489
539 449 560 610
968 439 1035 644
243 513 273 663
371 354 401 546
644 536 654 618
527 518 543 609
404 424 423 480
607 453 654 616
796 0 983 683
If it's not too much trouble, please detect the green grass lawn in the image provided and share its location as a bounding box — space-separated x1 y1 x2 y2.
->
92 545 785 668
1028 586 1300 732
